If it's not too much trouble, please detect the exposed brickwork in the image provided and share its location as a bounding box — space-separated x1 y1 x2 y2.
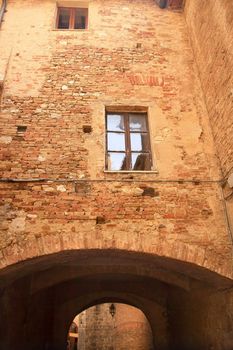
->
0 0 231 278
0 1 232 349
184 0 233 178
0 180 231 276
114 304 153 350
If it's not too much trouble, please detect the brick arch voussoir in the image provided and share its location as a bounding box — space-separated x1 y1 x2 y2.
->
0 230 231 279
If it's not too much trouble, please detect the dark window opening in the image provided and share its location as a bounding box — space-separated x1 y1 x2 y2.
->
17 125 27 133
56 7 88 30
106 112 152 171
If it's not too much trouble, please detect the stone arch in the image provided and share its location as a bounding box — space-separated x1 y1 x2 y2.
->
0 248 232 292
69 302 154 350
57 291 166 350
1 234 232 279
0 249 232 350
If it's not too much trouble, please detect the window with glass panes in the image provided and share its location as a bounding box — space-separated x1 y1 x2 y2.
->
106 113 152 171
56 7 88 30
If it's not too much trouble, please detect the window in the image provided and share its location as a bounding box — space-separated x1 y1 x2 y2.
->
56 7 88 29
106 112 152 171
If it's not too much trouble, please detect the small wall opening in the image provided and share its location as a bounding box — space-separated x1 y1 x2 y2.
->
66 303 154 350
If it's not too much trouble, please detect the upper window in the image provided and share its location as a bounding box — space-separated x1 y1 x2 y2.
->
106 112 152 171
56 7 88 29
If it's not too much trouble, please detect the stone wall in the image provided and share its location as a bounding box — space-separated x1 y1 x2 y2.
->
78 304 115 350
76 303 153 350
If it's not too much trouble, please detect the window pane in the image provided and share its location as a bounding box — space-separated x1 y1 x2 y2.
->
58 8 70 29
129 114 147 131
107 153 127 171
74 8 88 29
130 133 149 151
107 114 125 131
132 153 151 170
107 133 125 151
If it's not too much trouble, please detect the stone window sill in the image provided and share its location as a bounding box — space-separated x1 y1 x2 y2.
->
52 29 89 32
104 170 159 174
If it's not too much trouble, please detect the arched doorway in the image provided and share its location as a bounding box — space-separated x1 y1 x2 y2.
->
0 249 232 350
67 303 154 350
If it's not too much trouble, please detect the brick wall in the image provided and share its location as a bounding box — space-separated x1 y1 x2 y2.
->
114 304 153 350
184 0 233 292
0 0 232 277
0 2 233 349
184 0 233 178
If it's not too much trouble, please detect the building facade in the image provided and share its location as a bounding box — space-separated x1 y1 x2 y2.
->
0 0 232 349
